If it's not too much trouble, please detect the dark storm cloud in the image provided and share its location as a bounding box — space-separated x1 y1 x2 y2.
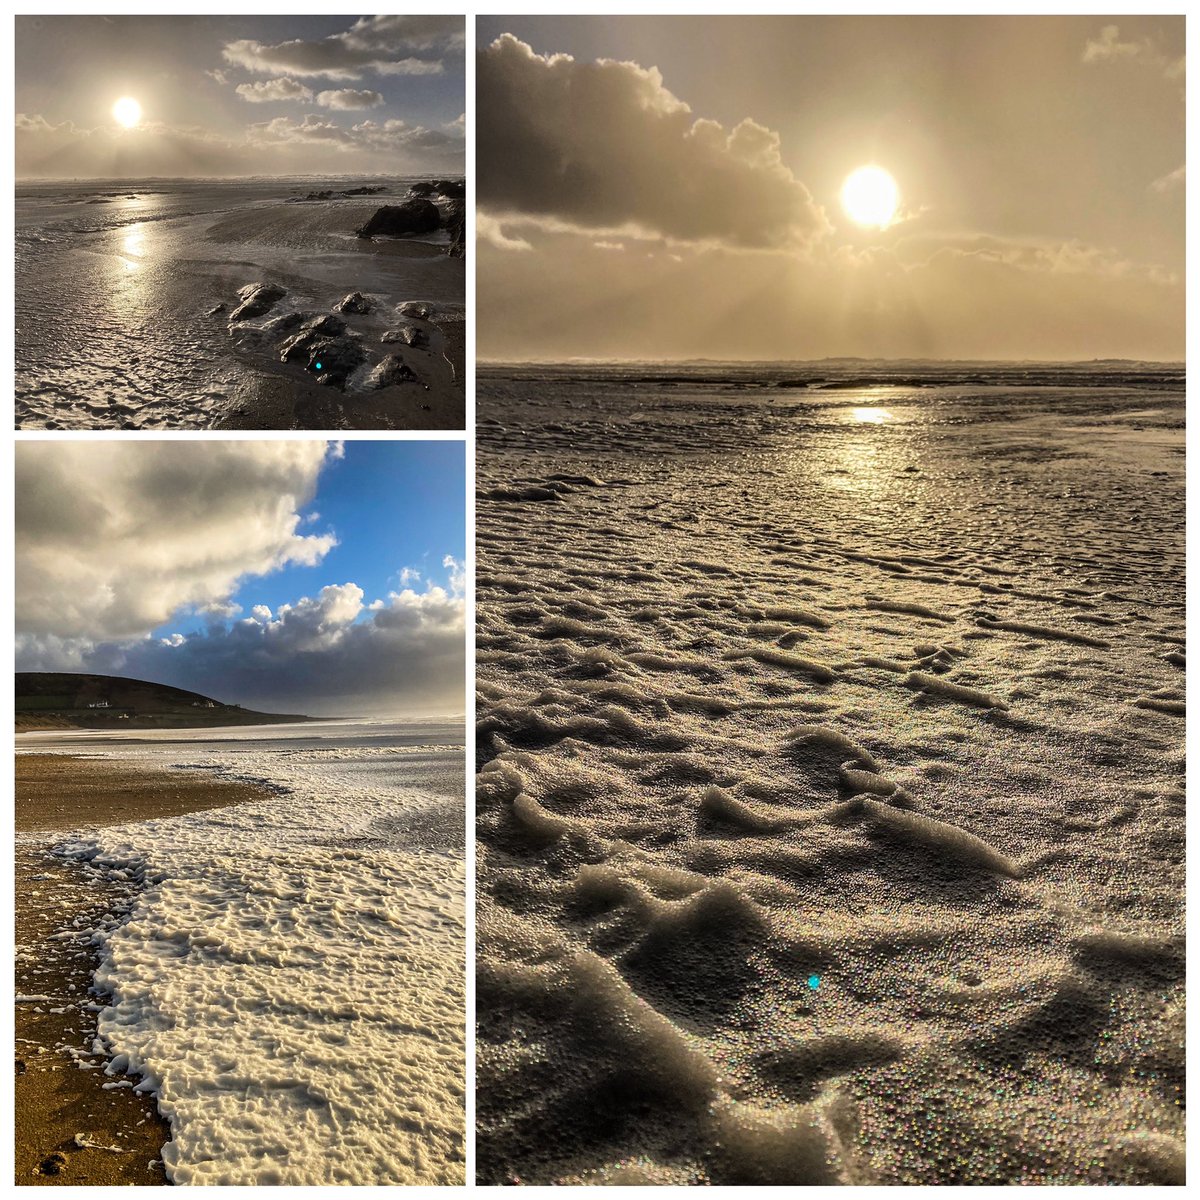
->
477 34 830 250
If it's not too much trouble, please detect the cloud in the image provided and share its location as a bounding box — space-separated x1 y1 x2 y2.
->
442 555 466 596
1083 24 1185 81
476 212 532 252
16 442 337 643
222 15 460 81
317 88 385 111
16 109 464 177
206 68 229 86
476 221 1183 363
246 114 462 158
1151 164 1185 193
886 231 1177 284
20 579 466 718
235 77 313 103
477 34 829 250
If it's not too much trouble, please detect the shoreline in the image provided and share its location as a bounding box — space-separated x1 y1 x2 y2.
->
15 754 274 1185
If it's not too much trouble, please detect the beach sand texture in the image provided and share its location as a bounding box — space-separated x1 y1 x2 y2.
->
475 364 1185 1185
17 723 467 1185
16 179 465 431
15 754 272 1184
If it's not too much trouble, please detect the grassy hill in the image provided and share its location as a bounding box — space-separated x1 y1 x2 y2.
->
16 673 310 732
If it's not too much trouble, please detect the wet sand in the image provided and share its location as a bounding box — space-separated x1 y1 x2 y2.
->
15 754 273 1185
475 365 1185 1184
216 311 466 432
16 179 465 431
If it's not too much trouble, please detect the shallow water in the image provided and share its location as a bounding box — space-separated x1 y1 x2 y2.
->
475 363 1185 1185
15 178 463 429
18 719 466 1185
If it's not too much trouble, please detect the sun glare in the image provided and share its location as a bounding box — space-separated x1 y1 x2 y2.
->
841 165 899 229
113 96 142 128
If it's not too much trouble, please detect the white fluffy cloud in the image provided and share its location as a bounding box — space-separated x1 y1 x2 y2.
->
21 581 466 718
317 88 385 111
477 34 829 250
223 15 460 81
16 442 336 642
15 442 466 716
1151 164 1185 193
247 113 462 157
1083 24 1185 82
235 77 314 103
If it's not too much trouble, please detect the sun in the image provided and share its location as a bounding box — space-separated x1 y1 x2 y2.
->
841 165 899 229
112 96 143 129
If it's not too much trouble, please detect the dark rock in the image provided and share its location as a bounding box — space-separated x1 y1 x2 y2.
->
292 185 386 202
355 199 440 239
333 292 372 315
382 325 427 347
432 179 465 200
444 200 466 258
279 328 364 388
206 303 226 317
364 354 425 390
397 301 434 320
299 314 347 337
230 283 286 322
39 1153 68 1176
260 311 307 337
15 1059 26 1074
409 179 463 198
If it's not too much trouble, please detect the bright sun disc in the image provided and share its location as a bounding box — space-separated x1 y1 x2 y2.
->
841 165 899 228
113 96 142 128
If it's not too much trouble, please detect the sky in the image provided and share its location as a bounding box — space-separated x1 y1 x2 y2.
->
15 441 466 718
15 15 465 178
476 15 1185 362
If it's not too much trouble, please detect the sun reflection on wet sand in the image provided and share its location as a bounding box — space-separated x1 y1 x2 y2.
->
121 225 145 270
852 405 892 424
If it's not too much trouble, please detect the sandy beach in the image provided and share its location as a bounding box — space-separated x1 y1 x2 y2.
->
15 754 271 1184
15 178 465 431
475 363 1185 1185
17 722 467 1185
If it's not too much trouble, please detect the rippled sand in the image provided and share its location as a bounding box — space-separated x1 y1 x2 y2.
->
475 364 1185 1185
